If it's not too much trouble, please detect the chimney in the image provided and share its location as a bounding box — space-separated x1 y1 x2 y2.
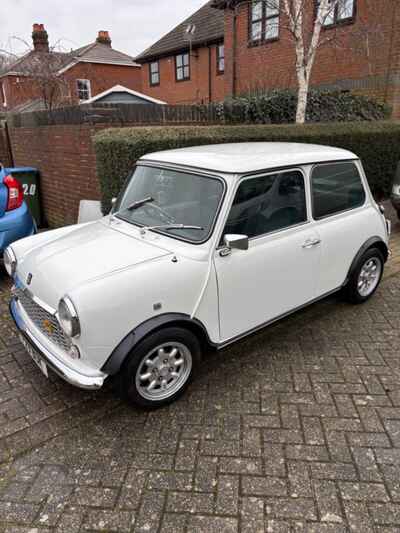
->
32 23 49 52
96 30 111 46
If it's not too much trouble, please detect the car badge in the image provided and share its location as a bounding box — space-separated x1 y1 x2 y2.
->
26 273 33 285
42 319 54 335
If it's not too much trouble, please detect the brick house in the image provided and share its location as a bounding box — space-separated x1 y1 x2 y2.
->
136 1 225 104
212 0 400 117
0 24 142 111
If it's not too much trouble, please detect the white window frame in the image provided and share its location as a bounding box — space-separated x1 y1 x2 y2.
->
149 61 160 86
76 79 91 101
0 81 6 107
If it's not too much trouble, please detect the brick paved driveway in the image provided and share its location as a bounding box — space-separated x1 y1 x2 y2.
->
0 207 400 533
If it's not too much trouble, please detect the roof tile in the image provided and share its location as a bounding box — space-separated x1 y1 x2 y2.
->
136 1 224 63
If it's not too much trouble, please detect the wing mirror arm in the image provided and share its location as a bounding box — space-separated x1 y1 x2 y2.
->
220 234 249 257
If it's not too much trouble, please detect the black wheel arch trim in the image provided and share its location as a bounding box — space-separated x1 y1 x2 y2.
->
345 236 388 285
101 313 215 376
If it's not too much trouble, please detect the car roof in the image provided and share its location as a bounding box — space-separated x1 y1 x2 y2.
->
140 142 358 174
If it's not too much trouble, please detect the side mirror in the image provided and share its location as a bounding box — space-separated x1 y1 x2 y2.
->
224 234 249 251
111 197 117 213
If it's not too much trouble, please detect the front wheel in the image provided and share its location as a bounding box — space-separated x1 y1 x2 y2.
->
344 248 384 304
121 327 201 408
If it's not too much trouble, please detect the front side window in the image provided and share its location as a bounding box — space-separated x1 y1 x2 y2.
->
175 53 190 81
76 79 91 100
311 161 365 220
318 0 356 26
250 0 280 43
217 44 225 74
149 61 160 86
224 170 307 239
116 165 224 242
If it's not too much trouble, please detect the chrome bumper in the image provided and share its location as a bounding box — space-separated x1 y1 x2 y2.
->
10 297 106 390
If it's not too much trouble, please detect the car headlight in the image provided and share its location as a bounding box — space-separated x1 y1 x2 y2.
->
58 296 81 338
3 247 17 277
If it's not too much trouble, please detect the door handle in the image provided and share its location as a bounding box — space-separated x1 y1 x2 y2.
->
302 238 321 249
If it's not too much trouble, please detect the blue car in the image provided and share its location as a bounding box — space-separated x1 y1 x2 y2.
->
0 165 36 257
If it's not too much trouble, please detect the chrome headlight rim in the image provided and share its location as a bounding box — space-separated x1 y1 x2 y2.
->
57 296 81 338
3 247 17 277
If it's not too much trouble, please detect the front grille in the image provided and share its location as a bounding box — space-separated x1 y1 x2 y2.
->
15 288 71 352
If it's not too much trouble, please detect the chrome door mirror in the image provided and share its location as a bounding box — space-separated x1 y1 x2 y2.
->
224 234 249 251
111 197 117 213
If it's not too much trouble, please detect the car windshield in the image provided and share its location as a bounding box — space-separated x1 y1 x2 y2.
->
116 165 224 242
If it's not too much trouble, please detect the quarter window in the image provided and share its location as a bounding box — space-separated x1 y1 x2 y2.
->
149 61 160 86
250 0 280 43
76 79 91 101
224 170 307 239
311 161 365 220
176 53 190 81
318 0 355 26
217 44 225 74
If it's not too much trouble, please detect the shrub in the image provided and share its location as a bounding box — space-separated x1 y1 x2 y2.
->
216 90 391 125
94 121 400 214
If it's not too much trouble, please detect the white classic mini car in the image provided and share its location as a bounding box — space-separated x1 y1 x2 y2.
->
4 143 391 407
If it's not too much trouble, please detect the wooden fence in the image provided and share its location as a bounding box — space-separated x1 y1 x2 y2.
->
6 103 230 128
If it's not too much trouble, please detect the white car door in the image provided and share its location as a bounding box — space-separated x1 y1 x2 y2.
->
310 160 377 296
214 169 321 343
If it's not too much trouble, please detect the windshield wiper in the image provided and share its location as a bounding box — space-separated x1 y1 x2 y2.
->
140 224 204 235
125 196 154 211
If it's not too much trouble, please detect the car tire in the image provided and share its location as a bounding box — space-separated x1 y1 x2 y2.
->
120 327 201 409
344 248 384 304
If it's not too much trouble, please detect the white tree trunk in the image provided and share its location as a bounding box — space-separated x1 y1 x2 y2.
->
296 70 309 124
282 0 337 124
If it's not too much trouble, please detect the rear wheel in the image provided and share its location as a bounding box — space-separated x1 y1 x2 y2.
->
121 327 201 408
344 248 384 304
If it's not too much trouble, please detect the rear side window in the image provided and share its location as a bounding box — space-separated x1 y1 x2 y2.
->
311 162 366 220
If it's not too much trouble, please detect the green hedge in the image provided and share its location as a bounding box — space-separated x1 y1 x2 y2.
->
94 121 400 214
217 90 391 124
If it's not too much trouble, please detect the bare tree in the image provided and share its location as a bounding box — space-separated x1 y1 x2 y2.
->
225 0 385 123
0 37 74 111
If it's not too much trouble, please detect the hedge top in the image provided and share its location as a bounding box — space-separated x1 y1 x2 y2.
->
94 121 400 213
140 142 358 174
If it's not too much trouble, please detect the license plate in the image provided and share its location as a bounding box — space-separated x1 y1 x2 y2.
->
19 334 48 378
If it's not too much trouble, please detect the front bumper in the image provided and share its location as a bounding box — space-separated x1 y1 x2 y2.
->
10 297 106 390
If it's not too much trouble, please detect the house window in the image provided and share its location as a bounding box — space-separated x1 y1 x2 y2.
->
0 82 6 107
175 53 190 81
149 61 160 86
76 79 91 101
250 0 280 43
319 0 356 26
217 44 225 74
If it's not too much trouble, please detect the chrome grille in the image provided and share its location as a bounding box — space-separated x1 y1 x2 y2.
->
15 288 71 352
